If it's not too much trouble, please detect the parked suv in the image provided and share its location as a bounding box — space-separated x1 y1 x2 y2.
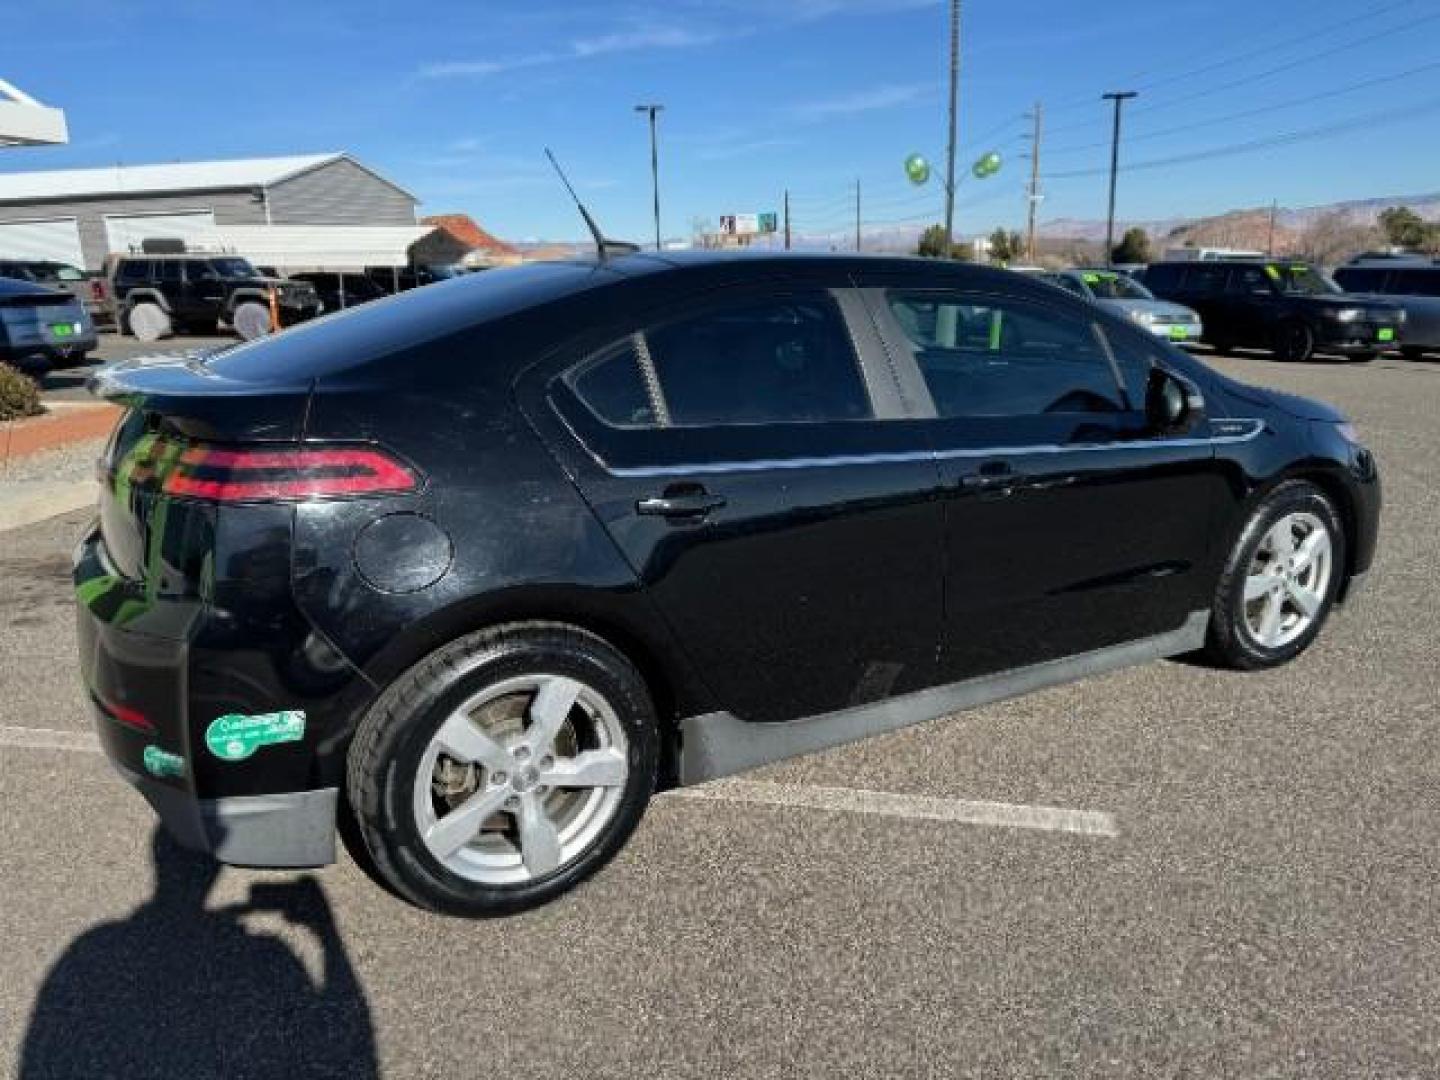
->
78 253 1379 916
1144 259 1404 361
104 254 322 342
0 258 111 325
1332 260 1440 360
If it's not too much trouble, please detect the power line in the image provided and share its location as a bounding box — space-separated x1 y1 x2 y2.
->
1045 57 1440 156
1045 0 1422 115
1045 94 1440 181
1045 8 1440 138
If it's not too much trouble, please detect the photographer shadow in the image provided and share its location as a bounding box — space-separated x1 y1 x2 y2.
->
20 827 378 1079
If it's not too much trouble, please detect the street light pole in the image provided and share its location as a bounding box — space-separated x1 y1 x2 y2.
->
1102 91 1136 268
634 103 664 251
943 0 961 253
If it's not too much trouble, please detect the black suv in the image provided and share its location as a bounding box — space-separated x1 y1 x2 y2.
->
1143 259 1404 361
105 254 322 342
78 253 1379 916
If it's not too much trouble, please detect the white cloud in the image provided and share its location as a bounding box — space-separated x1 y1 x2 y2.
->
788 82 933 121
696 136 801 161
419 19 727 79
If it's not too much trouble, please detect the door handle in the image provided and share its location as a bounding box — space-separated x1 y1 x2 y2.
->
960 462 1022 497
636 488 727 518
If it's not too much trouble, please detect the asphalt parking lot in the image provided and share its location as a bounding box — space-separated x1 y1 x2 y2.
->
3 350 1438 1077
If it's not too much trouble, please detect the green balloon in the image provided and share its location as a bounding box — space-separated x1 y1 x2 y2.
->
972 151 1002 179
904 153 931 185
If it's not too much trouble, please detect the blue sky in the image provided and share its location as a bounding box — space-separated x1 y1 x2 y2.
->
5 0 1440 242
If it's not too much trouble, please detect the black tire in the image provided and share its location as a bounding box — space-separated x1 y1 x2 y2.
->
1273 320 1315 363
1401 346 1428 361
1349 350 1378 363
1205 334 1234 355
1205 480 1346 671
347 622 659 917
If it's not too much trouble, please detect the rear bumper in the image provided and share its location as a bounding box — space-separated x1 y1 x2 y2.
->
115 757 337 867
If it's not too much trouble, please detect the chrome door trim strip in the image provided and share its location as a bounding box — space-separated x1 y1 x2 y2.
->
677 611 1211 785
605 420 1264 479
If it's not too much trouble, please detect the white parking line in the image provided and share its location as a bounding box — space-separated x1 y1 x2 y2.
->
0 725 101 753
0 726 1119 838
666 780 1119 838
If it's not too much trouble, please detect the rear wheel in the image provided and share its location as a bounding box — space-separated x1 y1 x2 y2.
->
127 302 171 343
1402 346 1428 361
232 301 273 341
1349 350 1378 363
347 623 659 916
1273 320 1314 362
1205 481 1345 670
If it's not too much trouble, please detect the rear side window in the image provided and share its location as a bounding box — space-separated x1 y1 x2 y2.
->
1183 265 1229 295
1227 266 1272 295
1143 265 1181 292
1393 268 1440 297
157 261 183 284
570 293 871 428
116 260 151 283
1334 267 1388 293
887 291 1125 418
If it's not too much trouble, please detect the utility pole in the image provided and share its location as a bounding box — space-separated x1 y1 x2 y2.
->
855 179 862 252
1102 91 1136 267
783 189 791 251
943 0 961 252
1267 198 1278 256
1025 100 1044 263
634 103 664 250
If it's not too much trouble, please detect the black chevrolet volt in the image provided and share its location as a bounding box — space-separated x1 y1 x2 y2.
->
76 252 1380 916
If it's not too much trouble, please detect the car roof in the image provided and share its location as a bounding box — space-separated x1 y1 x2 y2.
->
0 275 61 296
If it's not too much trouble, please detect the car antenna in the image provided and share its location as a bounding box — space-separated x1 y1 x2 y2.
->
545 148 639 262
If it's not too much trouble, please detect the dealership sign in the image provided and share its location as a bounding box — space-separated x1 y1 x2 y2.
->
720 212 778 236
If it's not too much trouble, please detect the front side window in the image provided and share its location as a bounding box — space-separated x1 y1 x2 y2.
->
211 257 259 279
1183 265 1228 295
156 261 183 284
1228 266 1274 295
1081 271 1153 301
1267 263 1340 296
887 291 1125 418
570 294 871 428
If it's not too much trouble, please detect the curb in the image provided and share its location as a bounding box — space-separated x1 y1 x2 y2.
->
1 402 120 469
0 480 97 533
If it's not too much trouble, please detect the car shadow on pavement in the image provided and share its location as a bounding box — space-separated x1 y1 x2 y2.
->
18 827 378 1079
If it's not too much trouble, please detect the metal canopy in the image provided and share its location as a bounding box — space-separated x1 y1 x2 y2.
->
0 79 67 147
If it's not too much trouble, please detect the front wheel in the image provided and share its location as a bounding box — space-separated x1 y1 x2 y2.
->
127 302 171 343
1205 480 1345 670
1273 320 1315 363
347 623 659 916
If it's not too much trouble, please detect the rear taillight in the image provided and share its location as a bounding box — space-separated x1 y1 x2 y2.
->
162 445 418 502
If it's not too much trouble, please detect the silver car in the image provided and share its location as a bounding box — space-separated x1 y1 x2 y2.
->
1036 268 1203 345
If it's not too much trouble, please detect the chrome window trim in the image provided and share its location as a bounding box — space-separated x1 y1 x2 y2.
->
604 419 1264 478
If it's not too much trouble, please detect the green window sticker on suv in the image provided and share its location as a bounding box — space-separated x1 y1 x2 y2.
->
1377 327 1396 342
205 710 306 762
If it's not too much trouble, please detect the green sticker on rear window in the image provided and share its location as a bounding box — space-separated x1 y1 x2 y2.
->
205 711 306 762
1377 327 1395 342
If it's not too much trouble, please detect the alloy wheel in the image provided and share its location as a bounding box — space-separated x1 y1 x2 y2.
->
1241 511 1333 650
412 674 629 885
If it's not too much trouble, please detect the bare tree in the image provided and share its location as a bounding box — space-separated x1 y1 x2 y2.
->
1294 211 1382 267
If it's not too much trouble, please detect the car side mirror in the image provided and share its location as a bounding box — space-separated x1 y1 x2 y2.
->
1145 367 1204 435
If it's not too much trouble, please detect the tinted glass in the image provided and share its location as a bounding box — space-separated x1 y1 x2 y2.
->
888 291 1124 417
157 261 183 283
1185 265 1230 295
1082 271 1153 300
1044 274 1089 298
116 260 150 283
1143 264 1182 292
1228 266 1273 295
53 264 85 281
571 338 656 428
572 294 870 428
1393 268 1440 297
1333 267 1388 293
212 257 258 278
